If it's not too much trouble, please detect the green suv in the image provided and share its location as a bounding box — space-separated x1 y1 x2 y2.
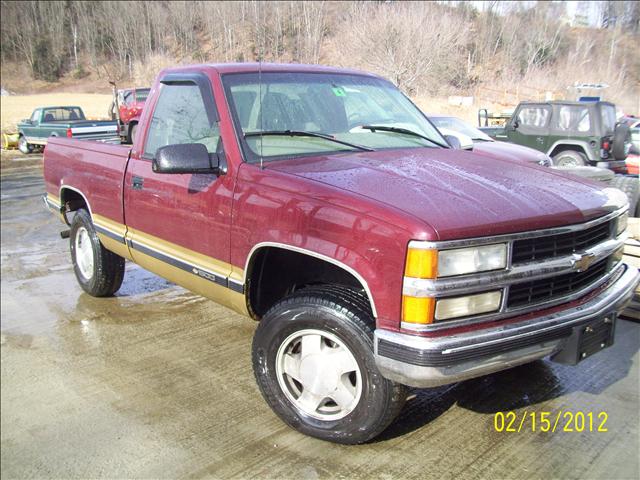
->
482 101 630 172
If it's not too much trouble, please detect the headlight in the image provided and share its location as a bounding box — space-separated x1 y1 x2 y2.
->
403 243 508 325
438 243 508 277
435 291 502 321
616 212 628 236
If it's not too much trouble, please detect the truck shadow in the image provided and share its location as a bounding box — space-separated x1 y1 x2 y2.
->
375 319 639 442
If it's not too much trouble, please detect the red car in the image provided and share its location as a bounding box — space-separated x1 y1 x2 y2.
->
43 63 638 444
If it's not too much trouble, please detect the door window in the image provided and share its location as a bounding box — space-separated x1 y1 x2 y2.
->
516 106 550 128
144 83 220 158
600 105 617 135
30 110 41 122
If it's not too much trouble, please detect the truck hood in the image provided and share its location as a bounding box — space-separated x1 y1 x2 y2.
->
269 148 620 240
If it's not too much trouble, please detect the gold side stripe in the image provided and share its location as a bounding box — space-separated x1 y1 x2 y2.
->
88 216 243 287
93 214 127 239
127 227 239 281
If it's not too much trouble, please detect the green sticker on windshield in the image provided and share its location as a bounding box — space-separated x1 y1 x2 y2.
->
332 87 346 97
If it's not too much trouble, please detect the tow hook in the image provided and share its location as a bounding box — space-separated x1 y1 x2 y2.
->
60 230 70 239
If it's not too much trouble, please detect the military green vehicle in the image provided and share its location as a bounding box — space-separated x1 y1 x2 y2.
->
480 100 630 172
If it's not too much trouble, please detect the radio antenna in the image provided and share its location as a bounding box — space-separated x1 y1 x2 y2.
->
258 1 264 170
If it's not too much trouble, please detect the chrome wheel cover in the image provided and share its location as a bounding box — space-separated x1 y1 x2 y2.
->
75 226 94 280
276 328 362 421
556 155 580 167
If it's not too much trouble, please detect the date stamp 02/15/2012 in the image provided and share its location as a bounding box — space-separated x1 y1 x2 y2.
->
494 411 609 433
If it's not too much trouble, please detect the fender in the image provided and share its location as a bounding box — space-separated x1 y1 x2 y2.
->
547 140 596 161
59 184 93 223
244 241 379 319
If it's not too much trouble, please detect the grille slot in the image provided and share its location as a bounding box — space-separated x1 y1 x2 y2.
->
512 220 612 264
507 260 609 308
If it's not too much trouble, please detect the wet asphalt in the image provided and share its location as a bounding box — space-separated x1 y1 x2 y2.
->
1 154 639 479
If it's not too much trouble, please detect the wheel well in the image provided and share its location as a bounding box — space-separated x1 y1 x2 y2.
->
60 188 89 224
246 247 371 319
549 144 587 158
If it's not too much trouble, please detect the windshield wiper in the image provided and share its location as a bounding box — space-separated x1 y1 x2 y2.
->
360 125 449 148
244 130 374 152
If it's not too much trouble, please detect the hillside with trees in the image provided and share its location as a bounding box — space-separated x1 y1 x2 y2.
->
1 1 639 113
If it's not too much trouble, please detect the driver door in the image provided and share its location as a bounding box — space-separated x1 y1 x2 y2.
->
123 74 239 306
507 104 552 153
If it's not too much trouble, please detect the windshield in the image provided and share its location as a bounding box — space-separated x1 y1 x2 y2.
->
222 72 446 162
429 116 492 141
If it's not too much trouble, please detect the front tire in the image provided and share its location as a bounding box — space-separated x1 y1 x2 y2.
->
18 135 33 154
70 209 125 296
252 285 407 444
553 150 587 167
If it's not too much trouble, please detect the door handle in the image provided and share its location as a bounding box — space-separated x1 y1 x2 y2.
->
132 176 144 190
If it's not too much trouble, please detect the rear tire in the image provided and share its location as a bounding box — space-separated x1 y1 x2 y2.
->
252 285 407 444
609 176 639 218
553 150 587 167
70 209 125 296
18 135 33 154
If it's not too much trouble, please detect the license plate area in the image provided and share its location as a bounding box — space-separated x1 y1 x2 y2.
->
551 315 616 365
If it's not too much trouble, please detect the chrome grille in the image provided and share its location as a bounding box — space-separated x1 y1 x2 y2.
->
507 259 609 308
512 219 612 264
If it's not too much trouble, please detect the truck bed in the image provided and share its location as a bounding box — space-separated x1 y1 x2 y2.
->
43 138 131 226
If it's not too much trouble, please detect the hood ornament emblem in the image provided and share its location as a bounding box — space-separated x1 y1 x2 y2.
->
571 252 596 272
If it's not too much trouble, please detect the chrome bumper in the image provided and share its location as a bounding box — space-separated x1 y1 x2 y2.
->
374 264 639 388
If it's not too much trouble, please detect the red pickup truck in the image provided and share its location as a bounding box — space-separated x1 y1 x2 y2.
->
114 87 150 144
43 63 639 444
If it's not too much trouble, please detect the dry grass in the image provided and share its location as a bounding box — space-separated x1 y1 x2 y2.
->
0 93 112 132
0 90 499 135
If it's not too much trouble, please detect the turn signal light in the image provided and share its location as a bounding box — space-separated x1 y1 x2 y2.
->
405 248 437 279
402 296 435 324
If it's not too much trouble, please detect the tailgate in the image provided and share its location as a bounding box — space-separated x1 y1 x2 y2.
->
71 122 118 141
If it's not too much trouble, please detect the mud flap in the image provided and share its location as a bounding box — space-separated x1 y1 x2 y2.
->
551 315 616 365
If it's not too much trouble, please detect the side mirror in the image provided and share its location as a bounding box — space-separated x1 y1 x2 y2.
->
444 133 473 150
153 143 221 174
444 135 462 149
507 120 519 131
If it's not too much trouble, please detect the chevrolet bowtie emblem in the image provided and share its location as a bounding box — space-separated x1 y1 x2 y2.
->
571 253 596 272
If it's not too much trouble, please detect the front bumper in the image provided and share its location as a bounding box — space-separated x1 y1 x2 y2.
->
374 264 639 388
